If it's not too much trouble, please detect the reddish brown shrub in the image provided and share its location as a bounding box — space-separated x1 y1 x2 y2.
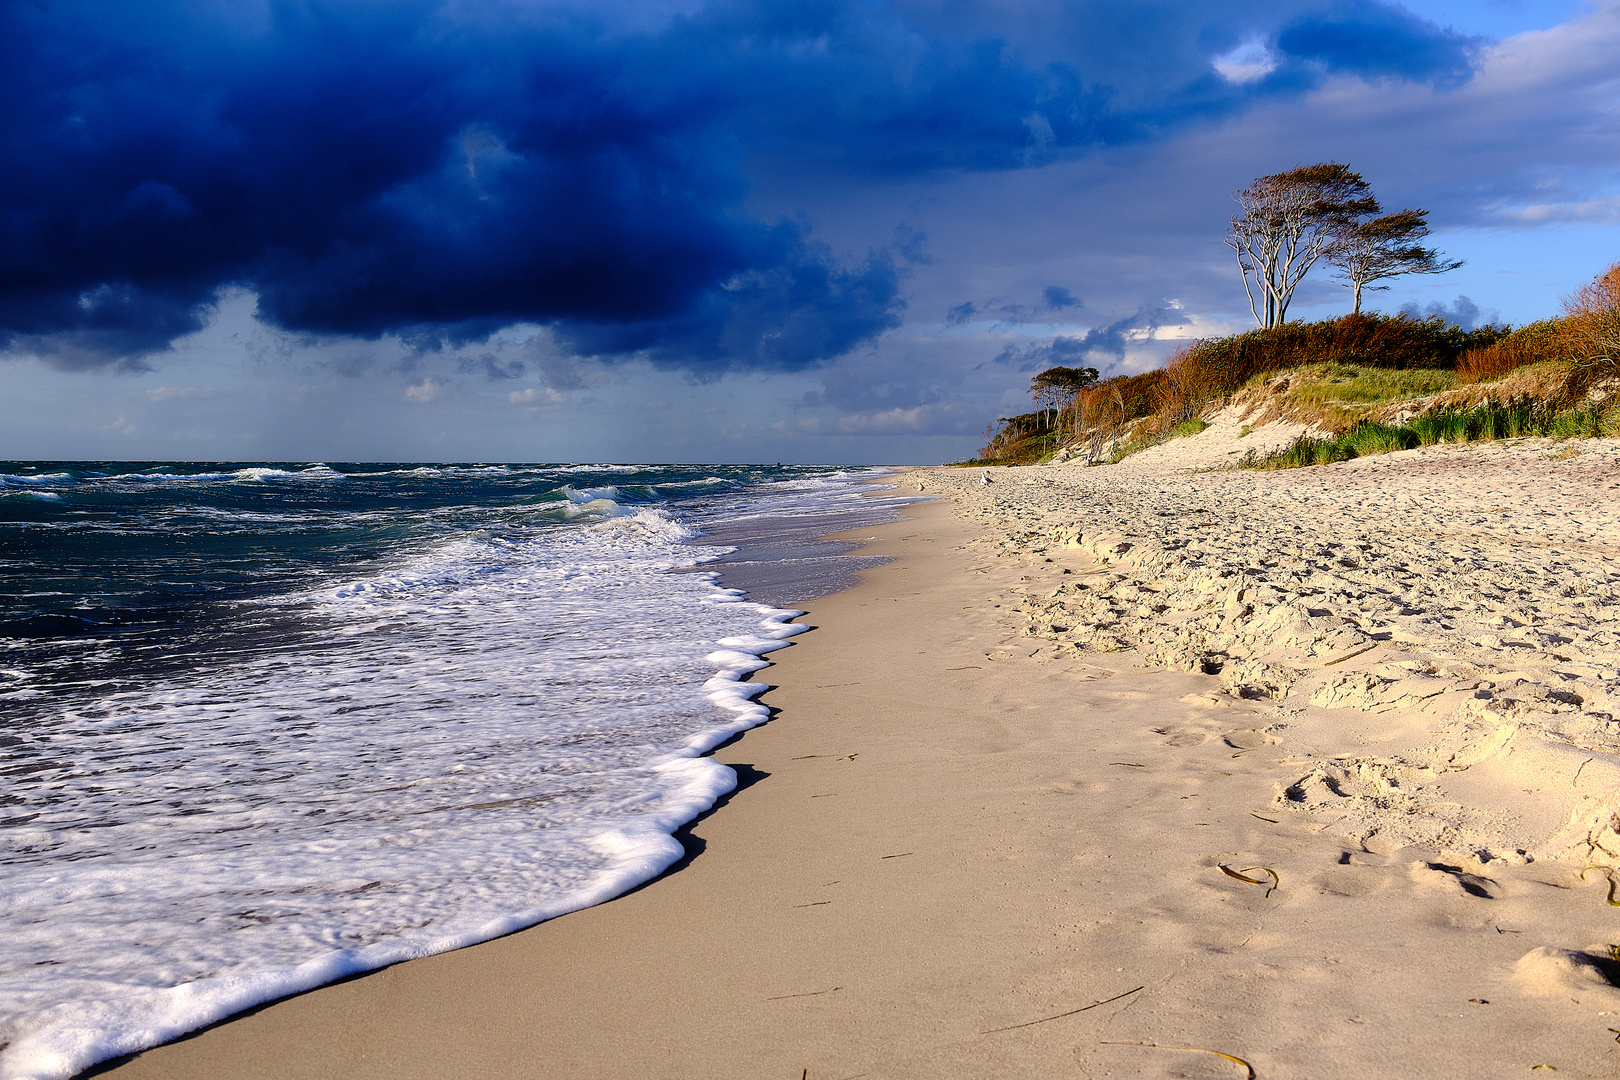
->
1562 261 1620 373
1456 318 1571 383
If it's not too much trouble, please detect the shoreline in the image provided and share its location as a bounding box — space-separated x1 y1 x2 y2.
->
0 465 898 1080
97 454 1620 1077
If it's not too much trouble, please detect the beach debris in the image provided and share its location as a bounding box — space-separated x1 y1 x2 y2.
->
1100 1042 1256 1079
1219 864 1280 897
981 985 1144 1033
880 851 913 859
1581 865 1620 907
1109 761 1146 767
793 753 859 761
1323 642 1379 667
792 901 833 908
1249 812 1280 823
767 986 842 1000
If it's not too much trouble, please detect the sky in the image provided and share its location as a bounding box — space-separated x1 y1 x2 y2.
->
2 0 1617 464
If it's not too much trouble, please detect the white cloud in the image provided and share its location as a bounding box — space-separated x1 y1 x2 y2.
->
1212 38 1278 84
1489 194 1620 226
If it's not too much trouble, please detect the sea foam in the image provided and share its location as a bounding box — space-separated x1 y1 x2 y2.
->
0 487 810 1079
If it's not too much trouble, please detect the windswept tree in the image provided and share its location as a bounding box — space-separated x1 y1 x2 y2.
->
1030 364 1099 426
1226 163 1377 328
1327 209 1463 314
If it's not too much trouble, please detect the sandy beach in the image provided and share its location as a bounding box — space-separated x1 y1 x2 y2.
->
96 444 1620 1079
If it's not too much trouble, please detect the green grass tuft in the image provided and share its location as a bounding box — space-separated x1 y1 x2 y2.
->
1246 400 1620 470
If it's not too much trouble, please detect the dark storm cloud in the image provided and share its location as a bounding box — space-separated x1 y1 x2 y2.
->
0 0 1483 372
1042 287 1081 311
944 286 1083 325
1277 1 1483 87
553 223 906 375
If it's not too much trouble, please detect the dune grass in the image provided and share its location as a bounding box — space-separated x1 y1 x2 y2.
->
1246 401 1618 470
1282 363 1458 407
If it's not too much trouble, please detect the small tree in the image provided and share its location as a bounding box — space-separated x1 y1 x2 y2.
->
1326 209 1463 314
1227 163 1377 328
1030 365 1099 431
1562 260 1620 374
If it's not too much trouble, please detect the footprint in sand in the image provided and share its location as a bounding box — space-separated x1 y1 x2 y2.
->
1409 860 1498 899
1314 862 1387 898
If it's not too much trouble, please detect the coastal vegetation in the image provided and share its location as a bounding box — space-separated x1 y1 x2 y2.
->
1248 401 1611 470
973 260 1620 467
968 163 1620 468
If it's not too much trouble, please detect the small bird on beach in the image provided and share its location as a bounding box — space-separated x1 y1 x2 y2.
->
980 471 993 485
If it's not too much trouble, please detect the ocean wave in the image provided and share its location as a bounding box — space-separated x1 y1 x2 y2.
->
651 476 733 490
0 473 74 487
0 462 903 1080
0 509 804 1080
231 464 343 482
552 463 653 474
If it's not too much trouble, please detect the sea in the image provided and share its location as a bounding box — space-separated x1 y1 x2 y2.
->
0 462 911 1080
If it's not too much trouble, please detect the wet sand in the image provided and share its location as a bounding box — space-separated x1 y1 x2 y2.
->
96 476 1620 1079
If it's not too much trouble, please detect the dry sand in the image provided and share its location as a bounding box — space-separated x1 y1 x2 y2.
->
96 446 1620 1079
